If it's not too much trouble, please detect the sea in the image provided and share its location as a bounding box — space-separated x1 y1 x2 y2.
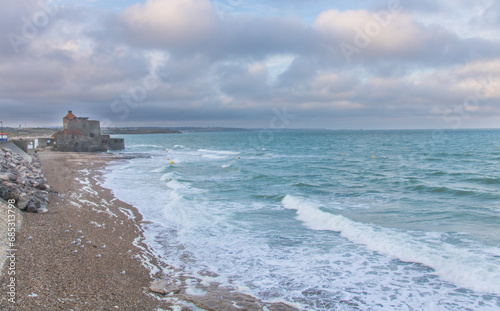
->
102 129 500 310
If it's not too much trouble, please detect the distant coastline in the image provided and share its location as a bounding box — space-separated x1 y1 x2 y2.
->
102 128 181 135
102 127 252 134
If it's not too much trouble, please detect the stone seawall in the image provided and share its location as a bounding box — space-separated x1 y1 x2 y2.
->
0 148 49 213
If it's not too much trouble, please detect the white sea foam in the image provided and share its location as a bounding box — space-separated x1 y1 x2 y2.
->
127 144 164 149
202 154 227 159
198 148 240 155
185 279 207 297
166 180 190 191
160 172 179 181
150 166 167 173
282 194 500 295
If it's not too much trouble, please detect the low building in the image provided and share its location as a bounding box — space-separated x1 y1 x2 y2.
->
36 138 56 148
53 111 125 152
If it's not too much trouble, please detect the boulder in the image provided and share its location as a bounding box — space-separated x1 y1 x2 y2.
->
16 193 30 210
8 173 17 181
37 183 50 191
0 185 11 201
0 149 50 213
26 200 39 213
0 173 10 181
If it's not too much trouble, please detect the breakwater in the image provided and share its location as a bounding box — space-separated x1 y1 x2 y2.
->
0 148 49 213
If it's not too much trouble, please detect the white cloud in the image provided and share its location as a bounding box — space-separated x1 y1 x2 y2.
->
121 0 218 46
315 9 426 59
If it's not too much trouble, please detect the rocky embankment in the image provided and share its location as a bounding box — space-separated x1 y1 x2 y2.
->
0 148 49 213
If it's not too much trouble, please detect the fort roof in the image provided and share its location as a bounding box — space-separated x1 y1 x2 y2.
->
64 110 77 120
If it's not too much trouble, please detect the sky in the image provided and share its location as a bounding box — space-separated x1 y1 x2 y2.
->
0 0 499 129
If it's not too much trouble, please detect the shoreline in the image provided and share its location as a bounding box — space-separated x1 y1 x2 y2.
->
0 150 298 310
0 151 176 310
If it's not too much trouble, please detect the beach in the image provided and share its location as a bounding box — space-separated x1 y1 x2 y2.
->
0 151 172 310
0 150 297 310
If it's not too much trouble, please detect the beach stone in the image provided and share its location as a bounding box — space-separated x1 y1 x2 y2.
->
26 200 39 213
16 193 30 210
150 280 180 295
8 173 17 181
0 185 11 201
38 183 50 191
0 173 10 181
2 181 15 188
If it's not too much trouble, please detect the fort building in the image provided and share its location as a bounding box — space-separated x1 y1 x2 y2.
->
52 111 124 152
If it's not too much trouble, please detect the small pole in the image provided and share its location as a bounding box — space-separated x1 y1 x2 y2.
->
1 121 3 141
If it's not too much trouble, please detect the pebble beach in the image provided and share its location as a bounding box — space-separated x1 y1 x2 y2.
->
0 150 297 310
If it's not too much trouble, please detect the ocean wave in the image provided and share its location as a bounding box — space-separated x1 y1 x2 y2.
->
407 183 492 197
198 148 240 155
202 154 228 159
466 177 500 185
160 172 179 181
293 182 318 188
251 194 286 201
127 144 164 149
165 180 190 190
150 166 167 173
282 195 500 295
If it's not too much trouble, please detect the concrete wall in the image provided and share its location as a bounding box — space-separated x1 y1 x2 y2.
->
66 119 101 139
37 138 56 148
11 140 35 154
0 141 32 162
107 138 125 150
56 135 107 152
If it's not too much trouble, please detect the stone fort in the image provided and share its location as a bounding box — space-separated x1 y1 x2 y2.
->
53 111 124 152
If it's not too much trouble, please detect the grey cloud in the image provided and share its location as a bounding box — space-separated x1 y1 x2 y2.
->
1 0 499 129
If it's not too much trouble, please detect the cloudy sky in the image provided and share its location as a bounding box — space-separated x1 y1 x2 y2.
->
1 0 499 129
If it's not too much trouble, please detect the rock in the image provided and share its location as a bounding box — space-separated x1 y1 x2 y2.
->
26 200 39 213
0 149 50 213
37 203 48 213
0 173 10 181
2 181 15 188
16 193 31 210
37 183 50 191
150 280 180 295
8 173 17 181
0 185 11 200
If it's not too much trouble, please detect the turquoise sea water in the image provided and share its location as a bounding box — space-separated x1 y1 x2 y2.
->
103 129 500 310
